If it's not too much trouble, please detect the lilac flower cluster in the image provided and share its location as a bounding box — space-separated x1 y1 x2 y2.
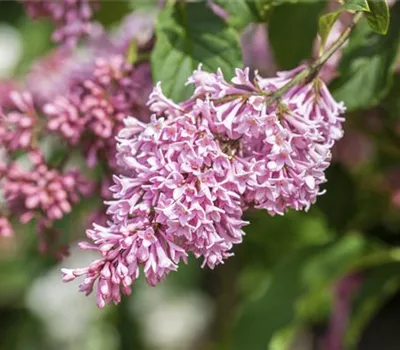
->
62 65 345 307
22 0 99 47
45 55 152 168
0 91 38 152
3 151 93 225
0 11 153 248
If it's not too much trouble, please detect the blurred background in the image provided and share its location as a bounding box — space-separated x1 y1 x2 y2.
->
0 1 400 349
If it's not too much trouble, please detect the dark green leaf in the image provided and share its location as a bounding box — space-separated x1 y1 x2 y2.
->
346 262 400 348
241 209 333 268
213 0 261 30
93 0 133 27
383 74 400 118
0 0 24 25
151 2 242 101
317 164 357 232
365 0 390 35
252 0 280 21
268 1 325 69
331 2 400 111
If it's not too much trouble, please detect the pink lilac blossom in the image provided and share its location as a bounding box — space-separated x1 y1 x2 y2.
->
0 80 18 109
44 56 152 168
62 114 248 307
0 91 38 152
0 10 153 254
3 151 93 225
24 31 115 108
63 65 346 307
182 65 345 213
22 0 99 47
26 49 79 106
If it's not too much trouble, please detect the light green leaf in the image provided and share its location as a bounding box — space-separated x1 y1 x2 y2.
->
151 1 242 101
318 0 370 50
268 1 325 69
14 18 53 76
129 0 159 11
331 3 400 111
365 0 390 35
126 40 138 65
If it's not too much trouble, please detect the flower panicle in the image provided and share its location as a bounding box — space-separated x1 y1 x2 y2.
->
63 64 346 308
22 0 99 47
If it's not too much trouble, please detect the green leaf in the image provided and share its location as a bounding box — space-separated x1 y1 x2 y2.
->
331 2 400 111
233 245 325 350
253 0 281 21
14 18 53 76
129 0 159 11
151 1 242 101
233 234 379 350
268 1 325 69
241 209 333 269
383 74 400 119
302 234 370 287
346 262 400 348
93 0 133 27
317 164 357 232
215 0 331 33
212 0 261 30
0 0 23 25
318 0 370 50
296 234 375 323
365 0 390 35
